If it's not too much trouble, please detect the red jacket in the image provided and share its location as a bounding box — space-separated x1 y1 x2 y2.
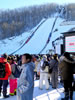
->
0 57 11 80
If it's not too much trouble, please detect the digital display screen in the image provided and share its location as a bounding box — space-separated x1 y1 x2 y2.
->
65 36 75 52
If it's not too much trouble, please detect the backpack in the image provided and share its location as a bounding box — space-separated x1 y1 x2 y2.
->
41 61 49 70
0 62 6 78
12 64 21 78
49 67 53 74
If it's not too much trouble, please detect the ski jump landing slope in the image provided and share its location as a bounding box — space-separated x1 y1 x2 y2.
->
0 17 75 55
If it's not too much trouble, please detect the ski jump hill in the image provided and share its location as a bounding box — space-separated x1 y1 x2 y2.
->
0 17 75 55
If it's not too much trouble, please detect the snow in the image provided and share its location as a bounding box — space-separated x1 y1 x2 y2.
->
0 80 75 100
0 17 75 55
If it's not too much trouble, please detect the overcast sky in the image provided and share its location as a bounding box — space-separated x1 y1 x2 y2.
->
0 0 75 10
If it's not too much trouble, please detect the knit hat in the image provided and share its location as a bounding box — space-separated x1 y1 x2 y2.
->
1 53 8 59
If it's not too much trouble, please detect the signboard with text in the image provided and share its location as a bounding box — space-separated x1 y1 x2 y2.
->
65 36 75 52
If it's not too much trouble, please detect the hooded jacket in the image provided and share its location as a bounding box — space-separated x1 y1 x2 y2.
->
17 62 35 100
59 56 75 81
0 57 11 80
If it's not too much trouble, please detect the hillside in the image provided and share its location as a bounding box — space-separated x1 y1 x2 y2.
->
1 3 75 40
0 17 75 55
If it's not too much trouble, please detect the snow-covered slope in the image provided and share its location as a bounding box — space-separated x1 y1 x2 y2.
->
0 17 75 55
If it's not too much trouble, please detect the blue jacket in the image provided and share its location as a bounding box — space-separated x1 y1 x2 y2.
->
17 62 35 100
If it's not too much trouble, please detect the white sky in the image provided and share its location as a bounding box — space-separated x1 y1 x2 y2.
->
0 0 75 10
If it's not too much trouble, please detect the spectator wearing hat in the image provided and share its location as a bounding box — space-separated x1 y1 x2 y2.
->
9 57 17 96
37 55 49 90
0 53 11 98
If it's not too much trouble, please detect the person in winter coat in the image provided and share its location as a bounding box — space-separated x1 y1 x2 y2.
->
59 52 75 100
37 55 49 90
9 57 17 96
47 55 52 84
0 53 11 98
17 53 35 100
50 54 58 89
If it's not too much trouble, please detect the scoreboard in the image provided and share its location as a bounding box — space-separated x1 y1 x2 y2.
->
65 36 75 52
